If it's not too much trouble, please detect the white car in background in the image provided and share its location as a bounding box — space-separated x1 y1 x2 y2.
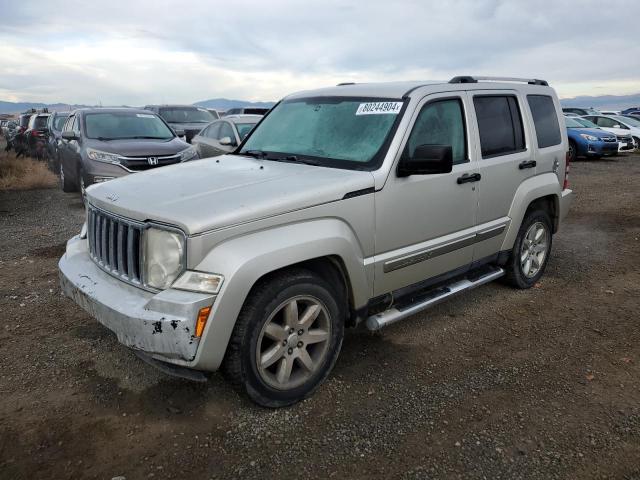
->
582 114 640 151
599 110 621 116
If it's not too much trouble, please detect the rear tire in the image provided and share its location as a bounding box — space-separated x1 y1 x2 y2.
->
222 268 344 408
503 209 553 289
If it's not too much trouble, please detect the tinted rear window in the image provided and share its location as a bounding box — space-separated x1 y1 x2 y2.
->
527 95 561 148
474 96 525 158
34 116 49 129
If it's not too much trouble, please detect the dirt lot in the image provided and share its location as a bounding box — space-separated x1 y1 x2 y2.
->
1 154 639 480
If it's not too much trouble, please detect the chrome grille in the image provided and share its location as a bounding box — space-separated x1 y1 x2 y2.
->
87 205 144 285
601 136 616 143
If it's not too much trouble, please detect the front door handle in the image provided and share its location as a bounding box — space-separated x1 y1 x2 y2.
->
519 160 537 170
457 173 481 184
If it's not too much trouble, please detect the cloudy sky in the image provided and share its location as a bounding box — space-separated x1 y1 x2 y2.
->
1 0 639 105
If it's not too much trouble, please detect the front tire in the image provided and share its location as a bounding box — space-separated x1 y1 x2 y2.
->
503 209 553 289
222 269 344 408
60 162 77 193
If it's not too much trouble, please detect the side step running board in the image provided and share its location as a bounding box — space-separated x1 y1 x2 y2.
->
366 267 505 331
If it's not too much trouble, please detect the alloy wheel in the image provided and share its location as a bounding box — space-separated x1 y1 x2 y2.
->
256 295 331 390
520 222 549 278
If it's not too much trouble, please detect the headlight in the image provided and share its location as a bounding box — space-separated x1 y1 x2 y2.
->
179 146 198 162
579 134 599 141
86 148 121 164
173 271 223 294
143 228 185 290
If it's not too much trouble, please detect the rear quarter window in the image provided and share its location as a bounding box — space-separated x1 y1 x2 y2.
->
473 95 525 158
527 95 562 148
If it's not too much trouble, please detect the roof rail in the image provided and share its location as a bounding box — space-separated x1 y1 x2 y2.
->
449 76 549 86
337 82 356 86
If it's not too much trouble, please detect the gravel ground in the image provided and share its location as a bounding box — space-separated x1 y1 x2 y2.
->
1 154 639 480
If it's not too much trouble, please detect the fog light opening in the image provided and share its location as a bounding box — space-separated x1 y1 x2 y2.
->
195 306 212 337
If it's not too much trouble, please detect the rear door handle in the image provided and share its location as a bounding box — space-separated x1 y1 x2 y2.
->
457 173 481 184
519 160 537 169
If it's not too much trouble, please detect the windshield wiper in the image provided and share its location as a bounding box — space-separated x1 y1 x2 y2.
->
283 155 321 166
125 136 171 140
95 136 115 141
243 150 267 159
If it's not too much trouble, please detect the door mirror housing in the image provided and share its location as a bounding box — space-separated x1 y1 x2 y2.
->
219 136 235 146
174 128 185 137
397 144 454 177
61 130 77 141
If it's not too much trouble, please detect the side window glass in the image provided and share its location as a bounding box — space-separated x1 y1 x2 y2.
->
65 116 75 132
73 116 81 135
403 98 467 164
527 95 561 148
474 95 526 158
218 122 235 143
206 122 220 139
598 117 615 128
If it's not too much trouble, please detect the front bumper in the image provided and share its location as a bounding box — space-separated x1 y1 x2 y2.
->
584 141 618 156
59 235 214 364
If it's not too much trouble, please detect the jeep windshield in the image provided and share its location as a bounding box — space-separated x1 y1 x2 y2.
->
238 97 405 170
159 107 215 124
85 112 174 140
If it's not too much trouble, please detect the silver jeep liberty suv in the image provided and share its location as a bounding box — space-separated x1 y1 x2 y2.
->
60 76 573 407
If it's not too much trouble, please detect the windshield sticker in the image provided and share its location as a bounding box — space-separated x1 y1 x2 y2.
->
356 102 403 115
136 114 155 118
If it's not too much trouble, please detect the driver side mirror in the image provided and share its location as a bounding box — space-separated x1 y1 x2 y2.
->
174 128 185 137
397 144 453 177
219 136 236 147
61 130 77 141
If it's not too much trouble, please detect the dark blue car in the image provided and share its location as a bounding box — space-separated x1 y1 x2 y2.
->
565 116 618 161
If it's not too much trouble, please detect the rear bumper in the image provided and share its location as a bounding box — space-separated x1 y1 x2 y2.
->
59 235 214 364
559 189 574 224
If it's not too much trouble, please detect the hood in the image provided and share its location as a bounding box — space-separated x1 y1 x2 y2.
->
87 155 375 235
86 137 190 157
569 127 613 139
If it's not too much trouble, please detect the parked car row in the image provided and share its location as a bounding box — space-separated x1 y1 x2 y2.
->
562 109 640 161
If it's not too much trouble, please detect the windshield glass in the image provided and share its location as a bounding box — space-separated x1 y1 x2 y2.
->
236 123 257 140
240 97 404 168
574 117 599 128
84 112 174 140
159 107 214 123
564 117 584 128
615 115 640 127
53 116 68 131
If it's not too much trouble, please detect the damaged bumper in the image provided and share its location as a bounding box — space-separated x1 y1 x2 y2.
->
59 235 214 364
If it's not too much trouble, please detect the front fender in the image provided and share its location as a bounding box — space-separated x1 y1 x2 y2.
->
190 218 371 371
501 172 561 251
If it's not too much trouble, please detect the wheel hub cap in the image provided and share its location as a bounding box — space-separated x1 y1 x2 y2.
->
520 222 549 278
256 295 331 390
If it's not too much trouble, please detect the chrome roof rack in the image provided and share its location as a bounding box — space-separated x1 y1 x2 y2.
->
449 76 549 86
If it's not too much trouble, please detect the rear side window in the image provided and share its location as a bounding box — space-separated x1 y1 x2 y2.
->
527 95 561 148
404 98 467 164
474 95 525 158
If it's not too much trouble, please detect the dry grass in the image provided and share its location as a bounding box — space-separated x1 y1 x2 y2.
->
0 149 57 190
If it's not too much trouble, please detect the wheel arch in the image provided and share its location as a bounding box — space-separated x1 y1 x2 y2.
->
501 173 561 251
189 218 371 371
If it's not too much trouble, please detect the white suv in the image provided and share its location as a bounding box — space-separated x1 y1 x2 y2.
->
60 76 573 407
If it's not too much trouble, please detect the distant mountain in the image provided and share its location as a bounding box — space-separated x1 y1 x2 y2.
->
561 93 640 111
0 101 92 114
193 98 275 111
0 98 276 114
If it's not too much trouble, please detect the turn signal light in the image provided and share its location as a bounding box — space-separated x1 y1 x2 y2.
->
564 151 571 189
195 306 212 337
